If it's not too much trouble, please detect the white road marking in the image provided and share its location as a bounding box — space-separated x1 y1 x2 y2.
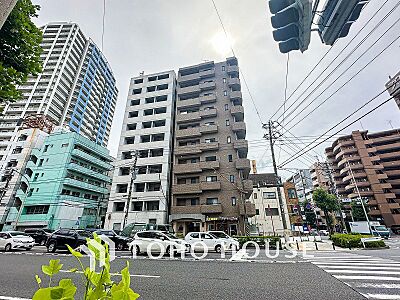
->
317 265 400 270
59 270 160 278
361 293 400 299
0 297 31 300
333 275 400 281
355 283 400 289
327 269 400 275
312 262 400 267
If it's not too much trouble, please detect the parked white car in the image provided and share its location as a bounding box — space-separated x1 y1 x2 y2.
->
185 232 227 253
206 231 240 250
0 231 35 251
129 230 190 255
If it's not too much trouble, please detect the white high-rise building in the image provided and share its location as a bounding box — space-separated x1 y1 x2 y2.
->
0 22 118 168
105 71 176 231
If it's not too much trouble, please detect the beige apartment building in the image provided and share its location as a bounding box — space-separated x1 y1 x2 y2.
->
326 129 400 228
169 57 255 236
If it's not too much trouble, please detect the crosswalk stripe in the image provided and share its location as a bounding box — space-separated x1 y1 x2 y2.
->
361 293 400 299
355 283 400 289
318 265 400 271
333 275 400 281
312 262 400 266
327 269 400 275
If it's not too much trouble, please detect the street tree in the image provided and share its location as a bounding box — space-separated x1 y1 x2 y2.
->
313 188 340 233
0 0 42 104
351 201 367 221
303 201 316 229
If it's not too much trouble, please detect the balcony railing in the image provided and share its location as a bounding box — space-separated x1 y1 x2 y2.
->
200 204 222 214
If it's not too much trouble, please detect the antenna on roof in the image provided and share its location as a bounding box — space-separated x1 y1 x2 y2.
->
139 71 144 76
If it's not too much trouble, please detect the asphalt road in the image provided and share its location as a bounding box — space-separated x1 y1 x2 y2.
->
1 237 400 299
0 249 364 300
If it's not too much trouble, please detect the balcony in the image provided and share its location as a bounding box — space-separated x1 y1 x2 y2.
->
200 160 220 170
368 209 382 216
67 163 111 183
335 148 358 160
200 94 217 104
200 181 221 191
176 112 201 123
232 122 246 134
200 142 219 152
239 202 256 217
175 145 202 156
199 81 216 91
200 108 217 118
177 98 201 109
234 139 248 152
201 204 222 214
230 105 244 119
173 163 202 174
228 77 240 89
72 149 112 170
63 178 108 194
177 85 201 96
243 179 253 194
230 91 242 104
170 206 201 215
235 158 251 171
200 124 218 135
227 65 239 75
388 203 400 209
175 127 201 139
172 184 201 195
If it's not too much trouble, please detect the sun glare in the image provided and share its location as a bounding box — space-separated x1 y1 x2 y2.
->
210 31 234 56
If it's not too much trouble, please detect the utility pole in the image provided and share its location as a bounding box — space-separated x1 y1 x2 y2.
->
122 150 138 229
325 162 346 232
0 168 15 229
347 161 372 234
263 121 288 230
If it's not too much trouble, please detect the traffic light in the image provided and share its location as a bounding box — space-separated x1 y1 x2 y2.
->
268 0 313 54
318 0 370 45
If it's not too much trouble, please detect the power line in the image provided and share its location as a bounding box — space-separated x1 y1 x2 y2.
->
282 16 400 131
210 0 263 125
279 96 395 168
277 0 398 123
269 0 386 121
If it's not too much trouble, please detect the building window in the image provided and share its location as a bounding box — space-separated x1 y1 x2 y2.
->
25 205 49 215
43 145 49 152
265 208 280 216
222 66 225 71
61 143 68 148
206 198 219 205
132 88 142 95
288 188 297 199
256 209 260 215
190 177 199 184
205 156 217 161
129 111 139 118
130 99 140 106
117 184 128 193
263 192 276 199
229 175 235 183
226 119 230 126
228 154 233 162
127 123 137 131
146 201 159 211
134 78 143 84
223 90 227 96
38 159 44 167
177 178 186 185
206 176 217 182
113 202 125 212
125 137 135 145
132 202 143 211
231 197 237 206
253 193 258 199
227 136 231 144
223 78 226 83
224 104 229 111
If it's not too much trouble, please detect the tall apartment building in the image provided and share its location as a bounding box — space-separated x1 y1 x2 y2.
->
169 57 254 236
0 0 17 29
386 71 400 110
104 71 176 231
286 169 313 202
326 129 400 228
310 161 332 191
0 22 118 168
3 130 113 231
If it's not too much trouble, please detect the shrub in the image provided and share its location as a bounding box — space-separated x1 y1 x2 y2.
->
32 233 140 300
331 233 386 248
234 236 282 249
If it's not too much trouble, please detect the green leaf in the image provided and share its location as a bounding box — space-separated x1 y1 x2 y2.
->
35 274 42 285
42 259 63 276
32 286 75 300
66 245 83 258
58 279 77 299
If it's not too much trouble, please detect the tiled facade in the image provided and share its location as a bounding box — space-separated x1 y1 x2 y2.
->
326 129 400 228
169 57 254 236
105 71 176 230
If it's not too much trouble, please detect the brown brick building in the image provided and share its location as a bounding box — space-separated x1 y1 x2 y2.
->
169 57 255 236
326 129 400 228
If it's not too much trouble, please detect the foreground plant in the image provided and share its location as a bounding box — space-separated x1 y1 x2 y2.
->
32 234 140 300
